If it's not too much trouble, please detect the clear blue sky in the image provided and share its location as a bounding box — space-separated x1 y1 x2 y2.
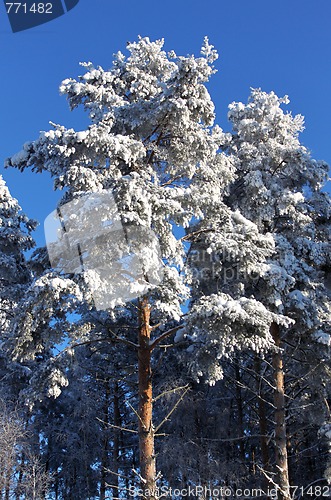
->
1 0 330 247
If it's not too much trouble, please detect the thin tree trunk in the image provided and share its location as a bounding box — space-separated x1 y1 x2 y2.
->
254 356 270 469
5 464 12 500
100 452 106 500
235 364 245 462
15 452 25 500
54 473 59 500
113 380 121 494
225 397 234 483
271 322 291 500
252 447 256 475
254 355 272 491
138 297 156 499
100 378 110 500
194 408 203 484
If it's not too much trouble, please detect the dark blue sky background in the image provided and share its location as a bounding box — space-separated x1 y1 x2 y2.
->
1 0 330 246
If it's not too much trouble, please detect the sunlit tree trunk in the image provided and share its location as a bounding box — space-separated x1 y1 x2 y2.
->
138 297 156 499
271 322 291 500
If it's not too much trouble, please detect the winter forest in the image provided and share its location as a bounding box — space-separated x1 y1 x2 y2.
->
0 37 330 499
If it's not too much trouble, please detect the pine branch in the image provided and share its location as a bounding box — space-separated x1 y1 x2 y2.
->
198 434 273 442
149 325 183 351
105 469 134 482
155 385 190 432
153 384 191 403
108 329 139 349
180 228 214 242
58 335 139 355
125 401 145 427
256 465 278 489
96 417 138 434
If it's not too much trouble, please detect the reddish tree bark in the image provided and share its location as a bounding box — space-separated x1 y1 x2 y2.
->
271 322 291 500
138 298 156 499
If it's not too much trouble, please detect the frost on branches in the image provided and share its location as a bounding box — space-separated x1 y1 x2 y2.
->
6 36 247 497
0 175 35 321
3 37 331 498
226 88 331 489
7 41 322 388
225 88 330 341
0 175 36 399
6 37 237 332
185 293 293 384
183 206 294 383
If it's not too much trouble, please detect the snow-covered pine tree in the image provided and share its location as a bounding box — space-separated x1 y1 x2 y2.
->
0 176 56 497
0 175 35 327
0 175 36 399
6 37 241 497
8 39 328 497
223 89 331 497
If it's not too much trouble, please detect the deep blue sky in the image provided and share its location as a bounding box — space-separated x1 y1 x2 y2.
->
1 0 330 247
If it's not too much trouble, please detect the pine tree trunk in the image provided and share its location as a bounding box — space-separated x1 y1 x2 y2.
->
113 380 121 494
254 356 270 470
100 378 110 500
54 474 59 500
194 408 203 484
5 465 11 500
254 355 272 491
15 452 25 500
235 364 245 462
271 322 291 500
138 298 156 499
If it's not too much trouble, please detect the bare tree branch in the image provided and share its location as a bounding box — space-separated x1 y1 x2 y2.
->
155 385 190 432
149 325 183 351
